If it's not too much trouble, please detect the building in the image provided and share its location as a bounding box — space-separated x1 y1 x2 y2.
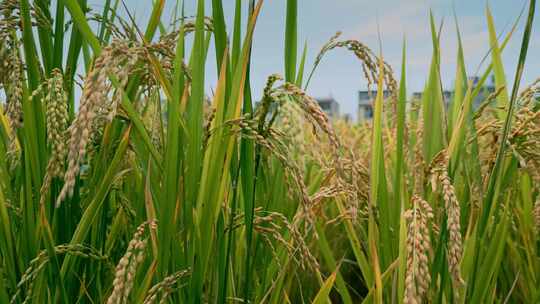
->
468 76 496 108
355 76 499 123
412 92 423 100
316 96 340 119
357 90 391 121
410 90 453 104
342 113 352 123
411 76 496 109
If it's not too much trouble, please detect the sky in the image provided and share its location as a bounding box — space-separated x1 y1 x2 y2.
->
91 0 540 120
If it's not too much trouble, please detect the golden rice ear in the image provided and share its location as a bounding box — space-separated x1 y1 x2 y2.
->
107 222 151 304
56 41 144 206
430 172 438 192
404 195 433 304
39 69 69 207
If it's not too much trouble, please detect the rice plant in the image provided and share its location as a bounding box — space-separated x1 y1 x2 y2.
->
0 0 539 303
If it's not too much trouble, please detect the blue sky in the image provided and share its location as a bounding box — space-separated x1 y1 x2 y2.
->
94 0 540 120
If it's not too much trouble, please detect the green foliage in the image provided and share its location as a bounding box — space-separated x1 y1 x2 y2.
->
0 0 538 303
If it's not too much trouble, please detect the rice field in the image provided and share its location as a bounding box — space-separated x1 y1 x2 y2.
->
0 0 539 303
